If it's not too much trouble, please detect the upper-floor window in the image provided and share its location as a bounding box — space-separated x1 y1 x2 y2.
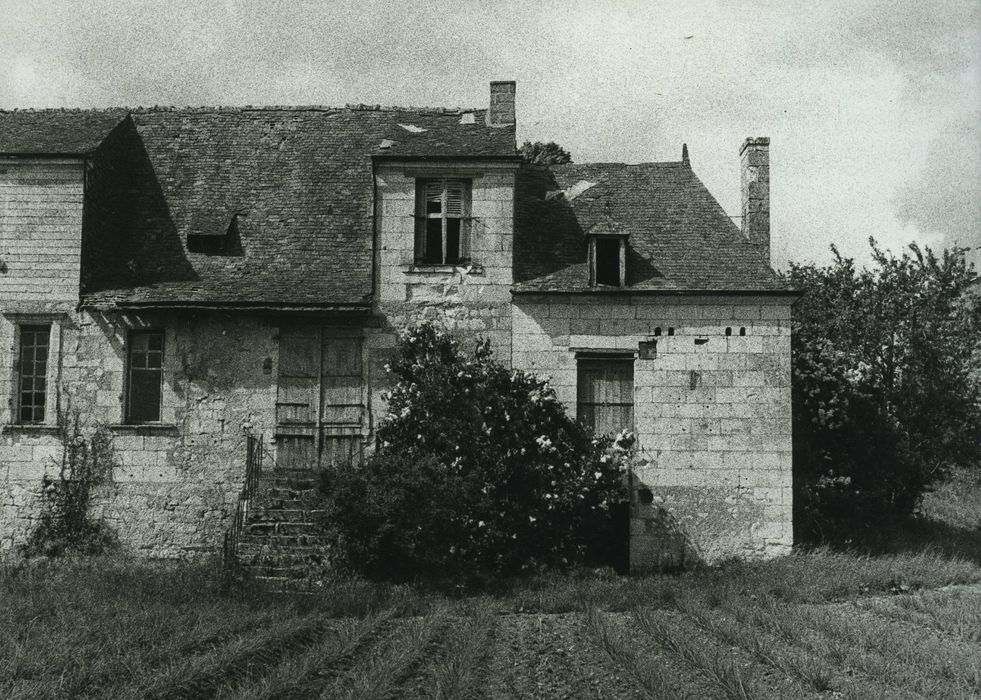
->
126 330 164 423
17 324 51 424
589 235 627 287
415 178 471 265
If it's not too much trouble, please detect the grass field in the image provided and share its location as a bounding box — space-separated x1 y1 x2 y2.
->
2 469 979 699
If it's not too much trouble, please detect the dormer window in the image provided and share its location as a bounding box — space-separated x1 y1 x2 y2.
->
415 178 471 265
588 234 627 287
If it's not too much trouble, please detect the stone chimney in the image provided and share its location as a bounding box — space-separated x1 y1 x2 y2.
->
740 137 770 261
488 81 516 127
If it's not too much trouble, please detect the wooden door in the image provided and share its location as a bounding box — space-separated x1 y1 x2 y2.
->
275 328 319 470
275 328 365 471
320 333 364 468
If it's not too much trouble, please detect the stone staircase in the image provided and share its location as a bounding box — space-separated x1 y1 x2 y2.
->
234 470 332 591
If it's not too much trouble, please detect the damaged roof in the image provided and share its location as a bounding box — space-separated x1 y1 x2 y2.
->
0 106 515 309
513 161 791 294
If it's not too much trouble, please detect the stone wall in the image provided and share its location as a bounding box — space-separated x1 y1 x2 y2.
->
0 158 85 307
0 311 278 558
370 160 518 421
511 294 794 568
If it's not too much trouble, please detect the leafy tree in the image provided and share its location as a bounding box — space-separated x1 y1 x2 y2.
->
520 141 572 166
321 323 629 583
788 239 981 540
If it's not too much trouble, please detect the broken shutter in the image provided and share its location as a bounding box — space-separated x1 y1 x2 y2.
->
445 180 465 216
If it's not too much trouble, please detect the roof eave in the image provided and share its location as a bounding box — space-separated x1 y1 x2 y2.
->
510 287 802 298
78 300 374 314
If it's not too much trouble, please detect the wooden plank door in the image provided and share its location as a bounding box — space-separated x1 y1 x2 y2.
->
275 328 319 470
276 328 365 471
320 333 364 468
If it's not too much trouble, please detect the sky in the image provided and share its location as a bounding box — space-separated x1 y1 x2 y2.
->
2 0 978 270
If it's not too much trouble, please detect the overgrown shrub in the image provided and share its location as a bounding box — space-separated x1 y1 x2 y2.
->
21 411 118 558
788 241 981 541
321 323 629 583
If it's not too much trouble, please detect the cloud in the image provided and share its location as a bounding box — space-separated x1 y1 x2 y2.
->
893 116 981 253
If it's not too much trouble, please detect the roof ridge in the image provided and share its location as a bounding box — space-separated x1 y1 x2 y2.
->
554 160 688 168
0 105 486 116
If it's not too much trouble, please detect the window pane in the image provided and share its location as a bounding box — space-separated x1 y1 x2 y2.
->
129 371 161 422
445 218 461 263
17 324 51 424
128 331 164 423
424 219 443 263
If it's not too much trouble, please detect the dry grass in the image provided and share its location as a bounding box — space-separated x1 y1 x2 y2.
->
2 467 979 698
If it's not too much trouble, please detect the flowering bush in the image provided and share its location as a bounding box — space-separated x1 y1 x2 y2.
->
788 241 981 541
321 323 629 582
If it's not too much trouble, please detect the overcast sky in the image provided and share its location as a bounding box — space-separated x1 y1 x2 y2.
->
2 0 978 269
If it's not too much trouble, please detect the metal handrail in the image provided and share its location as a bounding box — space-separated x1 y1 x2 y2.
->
222 433 264 566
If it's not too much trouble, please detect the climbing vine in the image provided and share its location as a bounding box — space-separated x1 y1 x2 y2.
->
21 410 118 557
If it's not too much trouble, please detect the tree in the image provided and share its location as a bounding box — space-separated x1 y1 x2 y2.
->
787 239 981 540
320 323 629 583
520 141 572 166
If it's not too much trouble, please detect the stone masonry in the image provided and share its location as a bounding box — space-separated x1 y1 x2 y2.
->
511 295 793 566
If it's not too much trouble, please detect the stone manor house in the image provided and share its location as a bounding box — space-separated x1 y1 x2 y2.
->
0 82 796 569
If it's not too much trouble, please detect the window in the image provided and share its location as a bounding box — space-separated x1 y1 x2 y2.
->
126 330 164 423
415 178 470 265
17 324 51 424
589 235 626 287
577 356 634 435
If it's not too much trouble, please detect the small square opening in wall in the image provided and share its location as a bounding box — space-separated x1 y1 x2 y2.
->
638 340 657 359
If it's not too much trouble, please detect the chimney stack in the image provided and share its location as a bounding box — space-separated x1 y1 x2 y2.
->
740 137 770 261
488 81 516 127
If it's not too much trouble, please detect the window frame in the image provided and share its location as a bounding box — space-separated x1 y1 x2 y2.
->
15 323 53 425
588 235 627 288
414 177 472 266
576 353 635 436
125 329 165 424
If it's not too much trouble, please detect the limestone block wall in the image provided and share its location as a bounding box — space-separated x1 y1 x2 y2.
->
0 158 85 307
0 311 278 558
370 160 517 418
511 294 795 567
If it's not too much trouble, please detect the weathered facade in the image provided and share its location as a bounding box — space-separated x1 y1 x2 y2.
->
1 82 796 567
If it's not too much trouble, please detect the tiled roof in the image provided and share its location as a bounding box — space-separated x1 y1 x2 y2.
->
32 106 517 308
513 162 792 294
0 109 129 154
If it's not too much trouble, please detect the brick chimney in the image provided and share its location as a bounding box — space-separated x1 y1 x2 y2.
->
488 81 516 127
740 137 770 261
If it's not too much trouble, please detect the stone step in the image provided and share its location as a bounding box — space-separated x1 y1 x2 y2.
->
237 533 331 547
236 550 329 568
248 575 321 592
242 564 322 580
246 508 327 523
244 521 323 536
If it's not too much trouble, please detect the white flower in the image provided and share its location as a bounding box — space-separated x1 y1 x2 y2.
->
478 520 486 528
594 471 603 480
528 515 537 523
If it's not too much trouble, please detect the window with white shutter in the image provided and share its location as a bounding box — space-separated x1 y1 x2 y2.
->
415 178 471 264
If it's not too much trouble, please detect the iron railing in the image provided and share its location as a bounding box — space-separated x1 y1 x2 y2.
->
222 433 264 565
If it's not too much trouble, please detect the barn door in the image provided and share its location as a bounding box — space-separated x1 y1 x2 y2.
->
275 328 365 471
320 331 364 468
